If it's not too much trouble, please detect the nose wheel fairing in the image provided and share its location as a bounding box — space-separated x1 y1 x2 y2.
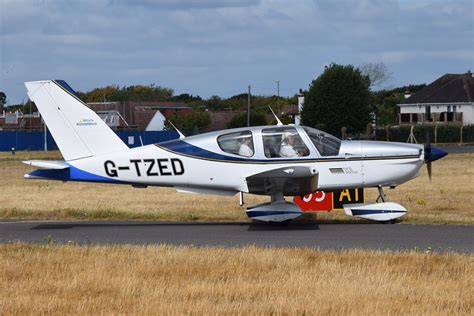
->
344 186 406 222
343 202 407 222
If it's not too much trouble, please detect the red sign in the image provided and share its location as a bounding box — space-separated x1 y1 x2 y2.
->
294 191 333 212
294 188 365 212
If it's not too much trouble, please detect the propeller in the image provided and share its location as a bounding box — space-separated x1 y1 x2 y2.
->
424 127 448 181
424 128 432 181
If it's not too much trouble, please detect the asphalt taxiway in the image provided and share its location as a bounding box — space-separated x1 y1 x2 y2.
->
0 220 472 252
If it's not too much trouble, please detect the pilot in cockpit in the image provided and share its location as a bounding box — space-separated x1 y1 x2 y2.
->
279 132 299 157
239 135 254 157
279 132 309 157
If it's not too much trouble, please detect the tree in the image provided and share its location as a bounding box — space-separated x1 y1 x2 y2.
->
227 112 267 129
371 84 427 126
80 84 174 103
0 91 6 105
372 95 401 126
301 63 371 136
206 95 223 110
360 62 392 89
170 93 202 103
80 85 121 102
0 91 6 112
165 111 210 135
125 84 173 101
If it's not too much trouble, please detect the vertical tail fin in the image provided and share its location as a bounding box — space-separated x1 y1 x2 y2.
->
25 80 128 161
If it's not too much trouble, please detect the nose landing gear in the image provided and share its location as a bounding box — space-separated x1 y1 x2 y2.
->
344 186 406 223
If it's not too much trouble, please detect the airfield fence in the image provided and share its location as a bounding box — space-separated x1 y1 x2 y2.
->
0 130 179 151
1 125 472 151
374 124 474 144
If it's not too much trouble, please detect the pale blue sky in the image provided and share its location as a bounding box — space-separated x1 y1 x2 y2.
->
1 0 473 104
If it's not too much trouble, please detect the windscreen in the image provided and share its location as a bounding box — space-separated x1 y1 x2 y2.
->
303 126 341 156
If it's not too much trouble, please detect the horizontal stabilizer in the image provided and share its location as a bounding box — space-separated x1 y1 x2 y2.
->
22 160 69 170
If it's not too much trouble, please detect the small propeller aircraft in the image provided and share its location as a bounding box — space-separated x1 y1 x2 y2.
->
23 80 448 223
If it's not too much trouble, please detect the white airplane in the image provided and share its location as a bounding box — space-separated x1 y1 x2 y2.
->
23 80 448 223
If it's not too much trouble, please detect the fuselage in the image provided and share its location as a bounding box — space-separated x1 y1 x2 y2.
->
58 125 425 196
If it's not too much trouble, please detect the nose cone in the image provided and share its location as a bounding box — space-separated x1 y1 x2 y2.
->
425 146 448 163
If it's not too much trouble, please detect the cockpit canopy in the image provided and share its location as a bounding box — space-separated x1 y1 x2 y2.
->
215 125 341 159
302 126 341 156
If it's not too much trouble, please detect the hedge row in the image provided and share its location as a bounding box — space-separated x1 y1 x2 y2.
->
374 124 474 143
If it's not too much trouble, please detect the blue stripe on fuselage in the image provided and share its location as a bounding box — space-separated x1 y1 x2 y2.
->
68 165 124 183
159 139 250 162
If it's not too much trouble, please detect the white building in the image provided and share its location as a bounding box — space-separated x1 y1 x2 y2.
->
398 71 474 125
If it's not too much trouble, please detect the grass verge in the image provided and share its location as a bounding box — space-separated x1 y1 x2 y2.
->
0 243 472 315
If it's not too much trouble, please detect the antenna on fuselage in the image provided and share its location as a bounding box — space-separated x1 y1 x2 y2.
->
168 121 185 139
268 105 283 126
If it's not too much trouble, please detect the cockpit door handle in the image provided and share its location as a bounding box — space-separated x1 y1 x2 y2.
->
344 152 359 159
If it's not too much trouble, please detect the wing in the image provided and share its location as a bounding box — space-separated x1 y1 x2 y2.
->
246 166 318 196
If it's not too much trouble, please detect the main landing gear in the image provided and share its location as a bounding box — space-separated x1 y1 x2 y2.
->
245 192 303 222
376 185 386 203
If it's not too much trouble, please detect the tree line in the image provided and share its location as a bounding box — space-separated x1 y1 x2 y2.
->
1 63 427 136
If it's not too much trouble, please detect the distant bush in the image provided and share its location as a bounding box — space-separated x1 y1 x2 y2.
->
374 124 473 143
436 124 462 143
462 125 474 142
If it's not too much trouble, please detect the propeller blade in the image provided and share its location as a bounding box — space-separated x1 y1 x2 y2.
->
424 128 431 180
427 161 432 182
423 127 448 181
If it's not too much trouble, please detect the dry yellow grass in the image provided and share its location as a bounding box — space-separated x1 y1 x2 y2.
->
0 243 472 315
0 151 473 224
